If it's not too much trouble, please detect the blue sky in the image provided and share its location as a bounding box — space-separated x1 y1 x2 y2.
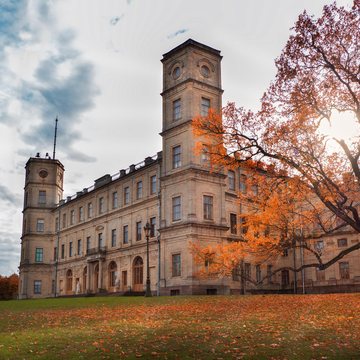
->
0 0 354 275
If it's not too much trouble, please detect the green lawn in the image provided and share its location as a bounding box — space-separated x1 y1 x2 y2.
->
0 294 359 359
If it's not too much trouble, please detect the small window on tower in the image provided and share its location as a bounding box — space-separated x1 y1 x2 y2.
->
39 191 46 204
174 99 181 120
201 98 210 117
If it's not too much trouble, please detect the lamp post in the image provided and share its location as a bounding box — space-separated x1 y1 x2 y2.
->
144 221 152 297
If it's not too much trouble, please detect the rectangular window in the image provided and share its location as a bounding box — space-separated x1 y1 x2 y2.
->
203 196 213 220
173 146 181 169
113 192 118 208
87 237 91 252
240 174 246 193
99 197 104 214
228 171 235 190
39 190 46 204
150 217 156 237
124 187 129 204
282 250 289 257
316 267 325 281
35 248 43 262
230 214 237 234
201 98 210 117
61 244 65 259
245 263 251 280
174 99 181 120
137 182 142 199
172 254 181 277
256 265 262 282
63 213 66 228
241 216 248 235
282 270 290 285
267 265 272 282
136 222 142 241
98 233 103 249
69 242 73 257
34 280 41 294
173 197 181 221
54 247 57 261
232 268 239 281
315 241 324 250
79 207 83 221
171 289 180 296
340 262 350 279
338 238 348 247
55 217 59 232
123 225 129 244
37 219 44 232
78 240 81 255
112 229 116 247
88 203 92 218
151 175 157 194
71 210 74 224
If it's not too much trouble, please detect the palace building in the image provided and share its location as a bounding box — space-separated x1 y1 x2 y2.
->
18 39 360 299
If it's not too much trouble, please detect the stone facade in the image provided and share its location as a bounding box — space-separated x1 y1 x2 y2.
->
18 39 360 299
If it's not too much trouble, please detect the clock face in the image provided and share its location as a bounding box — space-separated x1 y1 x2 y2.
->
39 170 48 179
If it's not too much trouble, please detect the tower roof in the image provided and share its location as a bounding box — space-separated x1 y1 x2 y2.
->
161 39 221 61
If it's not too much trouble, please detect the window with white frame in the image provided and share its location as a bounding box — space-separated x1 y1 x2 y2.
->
151 175 157 194
173 197 181 221
174 99 181 120
201 98 210 117
113 192 118 208
228 171 235 190
37 219 44 232
173 146 181 169
137 182 142 199
203 196 213 220
35 248 43 262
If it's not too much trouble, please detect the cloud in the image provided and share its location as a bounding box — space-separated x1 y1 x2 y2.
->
0 185 22 207
167 29 189 39
110 14 124 26
0 1 100 163
0 231 21 276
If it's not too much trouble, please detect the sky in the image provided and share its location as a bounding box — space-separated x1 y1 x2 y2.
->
0 0 355 276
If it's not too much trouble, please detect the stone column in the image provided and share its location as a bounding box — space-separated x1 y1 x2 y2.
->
98 259 103 291
86 263 90 294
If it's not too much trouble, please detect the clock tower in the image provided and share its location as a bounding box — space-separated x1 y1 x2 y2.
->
19 155 64 299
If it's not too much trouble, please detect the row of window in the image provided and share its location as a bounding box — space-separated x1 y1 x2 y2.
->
236 262 351 285
45 218 158 262
173 97 210 121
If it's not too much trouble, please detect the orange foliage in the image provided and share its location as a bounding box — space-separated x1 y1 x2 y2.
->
192 1 360 283
0 274 19 300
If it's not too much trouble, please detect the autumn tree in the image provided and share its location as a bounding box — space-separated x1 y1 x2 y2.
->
0 274 19 300
191 1 360 285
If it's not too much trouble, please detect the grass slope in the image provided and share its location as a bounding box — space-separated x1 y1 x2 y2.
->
0 294 359 359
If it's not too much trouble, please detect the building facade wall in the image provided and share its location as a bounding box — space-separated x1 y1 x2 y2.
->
19 39 360 299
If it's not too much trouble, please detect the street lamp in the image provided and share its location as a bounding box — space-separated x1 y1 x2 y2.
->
144 221 152 297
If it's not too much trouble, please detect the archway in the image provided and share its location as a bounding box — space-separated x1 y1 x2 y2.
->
66 269 73 295
133 257 143 292
108 261 117 292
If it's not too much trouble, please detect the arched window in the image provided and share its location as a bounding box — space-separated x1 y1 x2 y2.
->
133 257 143 292
66 269 73 295
109 261 117 292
